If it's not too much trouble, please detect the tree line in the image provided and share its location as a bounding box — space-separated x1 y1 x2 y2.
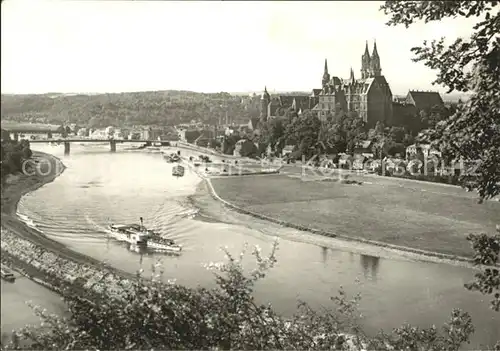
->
0 91 256 128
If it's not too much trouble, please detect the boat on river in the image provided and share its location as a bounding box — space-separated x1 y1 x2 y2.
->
164 153 181 163
108 223 150 245
1 265 16 282
108 218 182 252
172 165 185 177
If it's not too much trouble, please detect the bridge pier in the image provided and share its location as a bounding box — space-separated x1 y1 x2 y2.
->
64 142 71 155
110 140 116 153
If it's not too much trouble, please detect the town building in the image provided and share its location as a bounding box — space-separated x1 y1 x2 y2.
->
77 128 89 137
405 143 442 160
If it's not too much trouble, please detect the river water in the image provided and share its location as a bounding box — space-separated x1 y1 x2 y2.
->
5 143 500 348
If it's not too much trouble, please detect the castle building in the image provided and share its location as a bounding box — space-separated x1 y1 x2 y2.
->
311 40 393 128
258 41 394 129
312 59 348 121
259 86 311 121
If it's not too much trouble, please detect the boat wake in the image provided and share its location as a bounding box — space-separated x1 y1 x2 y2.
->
16 211 44 233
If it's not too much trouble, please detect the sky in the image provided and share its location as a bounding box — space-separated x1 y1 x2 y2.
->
1 0 482 96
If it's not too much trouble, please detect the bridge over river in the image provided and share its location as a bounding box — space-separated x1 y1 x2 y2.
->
29 139 170 155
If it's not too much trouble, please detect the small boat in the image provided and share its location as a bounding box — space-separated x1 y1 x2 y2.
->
108 217 151 245
146 146 161 153
1 265 15 282
164 153 181 163
172 165 185 177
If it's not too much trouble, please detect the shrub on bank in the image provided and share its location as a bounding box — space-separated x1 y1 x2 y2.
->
1 235 487 351
1 139 32 187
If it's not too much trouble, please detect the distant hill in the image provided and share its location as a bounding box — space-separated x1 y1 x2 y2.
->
394 92 472 103
1 90 257 128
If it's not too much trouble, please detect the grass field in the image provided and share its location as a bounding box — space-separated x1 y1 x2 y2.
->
210 174 500 257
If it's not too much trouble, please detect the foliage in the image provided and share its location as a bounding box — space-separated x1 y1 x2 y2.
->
421 57 500 202
222 134 242 155
259 118 287 155
1 241 485 351
322 112 366 154
367 122 395 158
381 0 500 202
0 139 32 180
236 139 258 158
465 226 500 312
380 1 499 93
283 110 366 159
381 0 500 321
284 111 322 159
1 91 252 128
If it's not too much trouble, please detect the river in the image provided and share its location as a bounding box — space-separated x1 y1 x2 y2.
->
4 143 499 348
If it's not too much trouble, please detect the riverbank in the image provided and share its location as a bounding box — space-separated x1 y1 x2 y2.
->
207 173 499 265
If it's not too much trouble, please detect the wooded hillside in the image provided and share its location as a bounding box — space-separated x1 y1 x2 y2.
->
1 91 258 128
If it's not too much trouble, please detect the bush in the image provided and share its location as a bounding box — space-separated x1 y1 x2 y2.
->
1 240 487 351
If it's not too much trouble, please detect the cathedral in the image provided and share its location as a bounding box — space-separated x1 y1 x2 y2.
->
313 40 393 128
259 41 393 129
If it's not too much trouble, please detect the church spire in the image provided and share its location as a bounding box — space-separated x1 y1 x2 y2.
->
372 39 379 57
364 41 370 57
350 67 355 83
361 41 371 79
322 58 330 88
370 40 382 77
261 86 270 101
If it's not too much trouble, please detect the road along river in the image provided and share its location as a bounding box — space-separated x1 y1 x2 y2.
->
5 143 499 348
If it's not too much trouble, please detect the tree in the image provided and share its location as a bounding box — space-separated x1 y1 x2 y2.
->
428 104 451 129
260 118 286 154
403 133 415 147
380 0 500 201
284 111 322 159
319 112 366 154
381 0 500 318
388 126 406 144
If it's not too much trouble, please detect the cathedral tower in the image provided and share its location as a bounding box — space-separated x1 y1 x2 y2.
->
370 40 382 77
322 58 330 88
349 67 355 84
260 86 271 121
361 41 371 79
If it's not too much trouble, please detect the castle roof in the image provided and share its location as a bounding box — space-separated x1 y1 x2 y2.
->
406 91 444 110
330 76 342 86
312 89 323 97
278 95 309 110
